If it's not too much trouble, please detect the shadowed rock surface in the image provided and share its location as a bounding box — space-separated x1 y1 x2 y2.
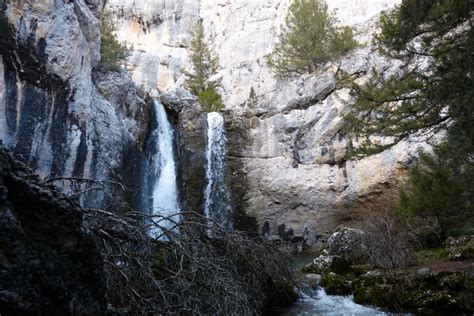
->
0 145 107 314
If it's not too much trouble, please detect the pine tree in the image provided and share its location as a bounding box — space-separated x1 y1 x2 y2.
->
345 0 474 236
187 20 224 112
267 0 358 77
345 0 474 155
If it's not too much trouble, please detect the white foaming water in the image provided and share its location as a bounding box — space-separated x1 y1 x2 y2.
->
204 112 233 231
280 288 400 316
150 100 180 233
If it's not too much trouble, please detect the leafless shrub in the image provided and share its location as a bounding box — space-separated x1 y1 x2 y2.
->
83 208 296 315
356 206 419 270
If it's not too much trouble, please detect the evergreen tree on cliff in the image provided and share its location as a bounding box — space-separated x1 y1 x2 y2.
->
267 0 358 77
345 0 474 237
187 20 224 112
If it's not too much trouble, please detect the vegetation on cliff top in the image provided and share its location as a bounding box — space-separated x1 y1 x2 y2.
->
267 0 358 77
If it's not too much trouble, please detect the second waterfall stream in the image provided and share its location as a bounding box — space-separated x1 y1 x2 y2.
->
204 112 233 231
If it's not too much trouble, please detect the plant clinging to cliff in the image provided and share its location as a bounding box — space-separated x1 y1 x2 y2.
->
187 20 224 112
100 11 130 71
267 0 358 77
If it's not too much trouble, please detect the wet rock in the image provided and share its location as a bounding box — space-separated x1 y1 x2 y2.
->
0 1 151 211
304 274 322 289
176 104 208 216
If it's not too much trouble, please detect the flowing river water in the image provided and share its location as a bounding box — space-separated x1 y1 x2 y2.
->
278 256 405 316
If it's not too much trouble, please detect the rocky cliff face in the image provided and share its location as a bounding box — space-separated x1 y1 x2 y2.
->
107 0 425 241
0 1 152 209
106 0 401 107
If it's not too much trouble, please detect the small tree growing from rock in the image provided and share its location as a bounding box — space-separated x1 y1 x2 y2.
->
187 20 224 112
100 11 130 71
267 0 358 77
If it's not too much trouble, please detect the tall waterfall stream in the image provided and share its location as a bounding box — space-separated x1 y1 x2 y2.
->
149 100 180 231
204 112 233 230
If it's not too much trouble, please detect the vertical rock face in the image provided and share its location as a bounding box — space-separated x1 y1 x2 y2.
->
0 1 152 209
162 88 208 217
107 0 425 242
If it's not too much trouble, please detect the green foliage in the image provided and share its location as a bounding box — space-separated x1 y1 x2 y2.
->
267 0 358 77
197 84 225 112
345 0 474 156
100 11 130 71
187 20 224 112
399 143 474 238
344 1 474 238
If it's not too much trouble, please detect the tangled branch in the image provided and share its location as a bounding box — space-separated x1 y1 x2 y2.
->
83 208 296 315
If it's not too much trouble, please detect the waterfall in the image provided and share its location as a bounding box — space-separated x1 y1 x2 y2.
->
148 100 180 233
204 112 233 231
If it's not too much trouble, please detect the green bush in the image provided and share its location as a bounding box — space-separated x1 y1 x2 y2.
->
267 0 358 77
198 84 224 112
100 11 130 71
399 143 474 239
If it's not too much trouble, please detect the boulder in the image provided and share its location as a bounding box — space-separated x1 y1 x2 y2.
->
327 227 368 263
303 255 352 275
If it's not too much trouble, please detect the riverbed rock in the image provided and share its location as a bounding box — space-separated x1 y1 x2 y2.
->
303 255 352 275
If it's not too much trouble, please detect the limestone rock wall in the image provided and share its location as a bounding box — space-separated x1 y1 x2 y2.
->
107 0 401 108
0 1 152 209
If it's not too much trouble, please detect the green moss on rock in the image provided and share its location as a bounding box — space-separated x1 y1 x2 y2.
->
353 285 393 308
320 273 351 295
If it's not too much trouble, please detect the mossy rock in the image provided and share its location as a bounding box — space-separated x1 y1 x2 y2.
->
438 272 465 290
320 272 351 295
353 285 393 308
403 289 461 311
351 272 387 288
350 264 372 276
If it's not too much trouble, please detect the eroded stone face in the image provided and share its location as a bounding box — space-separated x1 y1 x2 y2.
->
0 1 151 209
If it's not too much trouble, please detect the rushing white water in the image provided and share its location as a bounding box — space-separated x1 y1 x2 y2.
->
280 288 397 316
150 100 180 233
204 112 233 231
